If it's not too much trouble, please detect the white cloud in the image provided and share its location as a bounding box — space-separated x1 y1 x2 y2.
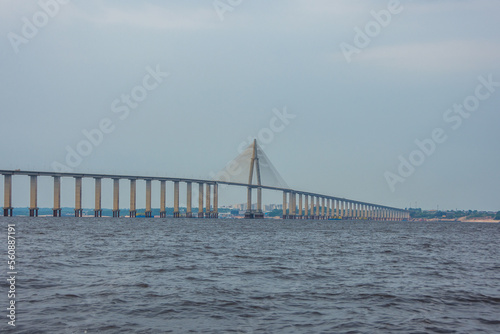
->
62 2 217 31
355 40 500 72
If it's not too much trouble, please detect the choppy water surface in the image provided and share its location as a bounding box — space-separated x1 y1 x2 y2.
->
1 217 499 333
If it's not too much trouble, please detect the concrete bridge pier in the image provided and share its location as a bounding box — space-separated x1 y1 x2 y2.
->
304 194 309 219
298 193 303 219
3 174 13 216
186 182 193 218
174 181 180 218
52 176 61 217
327 198 331 219
129 179 137 218
254 186 263 218
145 179 152 218
321 197 325 220
315 196 320 219
29 175 38 217
282 191 288 219
245 186 254 219
198 183 204 218
113 178 120 217
289 192 295 219
308 196 312 219
94 178 102 217
205 183 212 218
75 177 83 217
213 183 219 218
159 180 166 218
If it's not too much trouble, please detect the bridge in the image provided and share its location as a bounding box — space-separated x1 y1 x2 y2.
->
1 141 409 220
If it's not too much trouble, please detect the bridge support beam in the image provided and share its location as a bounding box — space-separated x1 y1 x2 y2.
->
129 179 137 218
160 180 166 218
321 197 325 220
53 176 61 217
198 183 204 218
145 179 152 218
327 198 331 219
173 181 180 218
304 195 309 219
298 193 303 219
245 186 253 219
205 183 212 218
315 196 320 219
309 195 314 219
289 192 295 219
254 186 263 218
29 175 38 217
186 182 192 218
282 191 287 219
94 178 102 217
75 177 82 217
213 183 219 218
113 178 120 217
3 174 13 217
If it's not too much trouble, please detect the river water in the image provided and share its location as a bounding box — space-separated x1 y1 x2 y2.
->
0 217 499 333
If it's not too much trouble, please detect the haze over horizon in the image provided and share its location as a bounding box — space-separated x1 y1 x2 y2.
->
1 0 499 211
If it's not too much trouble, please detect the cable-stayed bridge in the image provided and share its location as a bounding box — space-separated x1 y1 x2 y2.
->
1 141 409 220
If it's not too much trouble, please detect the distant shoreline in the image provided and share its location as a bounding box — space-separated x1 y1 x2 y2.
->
413 218 499 223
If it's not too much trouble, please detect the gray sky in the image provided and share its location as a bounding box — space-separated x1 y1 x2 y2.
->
1 0 499 211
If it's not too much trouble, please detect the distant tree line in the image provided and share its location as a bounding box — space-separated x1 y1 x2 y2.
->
409 208 499 220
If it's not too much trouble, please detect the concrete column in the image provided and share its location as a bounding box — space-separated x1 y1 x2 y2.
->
29 175 38 217
186 182 192 218
282 191 287 219
94 178 102 217
327 198 331 219
174 181 180 218
245 186 253 219
3 174 13 217
315 196 320 219
255 186 263 219
129 179 137 218
145 179 152 218
213 183 219 218
205 183 211 218
288 192 294 219
198 183 204 218
160 180 166 218
113 178 120 217
293 192 297 218
335 200 339 218
309 195 314 219
321 197 325 219
298 193 303 219
53 176 61 217
75 177 82 217
304 195 309 219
